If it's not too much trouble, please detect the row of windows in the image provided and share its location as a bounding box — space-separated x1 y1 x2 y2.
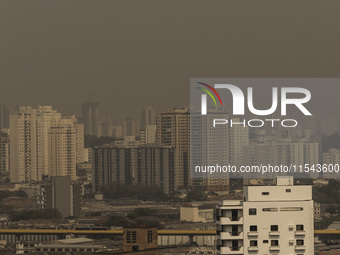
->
249 207 303 215
262 189 291 195
250 239 304 247
249 224 304 232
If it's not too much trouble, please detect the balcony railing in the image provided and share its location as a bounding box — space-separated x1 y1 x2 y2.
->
231 246 241 251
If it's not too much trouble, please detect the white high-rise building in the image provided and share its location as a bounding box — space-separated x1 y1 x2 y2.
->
216 176 314 255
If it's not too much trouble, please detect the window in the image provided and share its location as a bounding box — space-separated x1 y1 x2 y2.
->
271 240 279 246
263 240 268 243
249 208 257 215
148 230 153 243
262 192 269 195
296 239 304 246
263 208 278 212
286 189 291 192
126 231 137 243
250 225 257 232
271 225 279 231
296 225 304 231
280 207 303 211
250 240 258 247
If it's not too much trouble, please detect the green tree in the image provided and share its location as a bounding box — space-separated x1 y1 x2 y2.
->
186 190 208 201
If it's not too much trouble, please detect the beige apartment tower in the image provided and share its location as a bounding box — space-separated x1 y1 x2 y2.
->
10 106 84 182
156 108 190 190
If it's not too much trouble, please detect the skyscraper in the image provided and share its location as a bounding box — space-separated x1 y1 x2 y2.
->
123 116 141 137
82 102 99 136
191 111 229 192
10 106 61 182
156 108 190 190
10 106 84 183
141 106 156 129
0 132 9 179
0 104 9 130
49 117 84 180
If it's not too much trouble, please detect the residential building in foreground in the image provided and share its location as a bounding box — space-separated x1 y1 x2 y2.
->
216 176 314 254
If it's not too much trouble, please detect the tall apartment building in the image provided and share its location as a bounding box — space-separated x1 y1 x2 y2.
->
191 111 229 192
113 136 141 148
10 106 61 182
97 116 113 137
0 104 9 130
243 141 319 179
156 108 190 190
216 176 314 254
228 118 249 169
141 106 156 129
140 125 157 145
0 132 9 178
49 117 84 180
92 145 175 194
38 176 81 217
82 102 99 136
123 116 141 137
10 106 84 183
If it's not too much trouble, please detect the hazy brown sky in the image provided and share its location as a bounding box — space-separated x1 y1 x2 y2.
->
1 0 340 119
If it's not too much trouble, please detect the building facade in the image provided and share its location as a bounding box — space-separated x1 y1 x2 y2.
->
92 145 175 194
0 132 9 179
82 102 99 136
38 176 81 217
141 106 156 129
10 106 61 182
10 106 84 182
216 177 314 254
0 103 9 130
156 108 190 190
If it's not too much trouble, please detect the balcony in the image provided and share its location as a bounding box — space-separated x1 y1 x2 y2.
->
219 247 244 254
247 231 258 237
269 246 280 251
295 230 306 236
218 217 243 225
269 231 280 236
248 246 258 252
295 245 306 251
219 232 242 239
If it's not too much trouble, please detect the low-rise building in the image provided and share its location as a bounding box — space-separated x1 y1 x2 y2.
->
180 205 214 223
123 226 158 252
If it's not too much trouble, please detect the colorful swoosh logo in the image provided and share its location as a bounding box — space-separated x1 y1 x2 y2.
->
196 82 223 107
